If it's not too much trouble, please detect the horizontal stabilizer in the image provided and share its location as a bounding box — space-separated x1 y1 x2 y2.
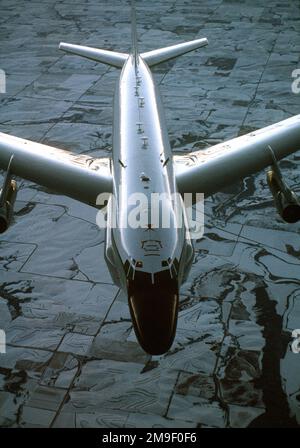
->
141 38 208 67
59 42 128 68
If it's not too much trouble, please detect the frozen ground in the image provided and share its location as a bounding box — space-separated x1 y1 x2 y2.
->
0 0 300 428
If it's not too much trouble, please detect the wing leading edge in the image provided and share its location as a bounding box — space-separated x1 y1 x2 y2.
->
175 115 300 198
0 132 112 207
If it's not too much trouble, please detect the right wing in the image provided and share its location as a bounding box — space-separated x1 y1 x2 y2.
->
0 132 112 208
175 115 300 198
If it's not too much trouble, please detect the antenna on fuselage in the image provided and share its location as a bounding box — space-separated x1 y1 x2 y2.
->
131 0 139 69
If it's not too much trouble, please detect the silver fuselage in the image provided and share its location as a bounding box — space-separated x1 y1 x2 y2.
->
105 55 194 354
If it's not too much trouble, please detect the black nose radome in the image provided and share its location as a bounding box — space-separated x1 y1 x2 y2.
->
0 216 8 234
282 204 300 223
128 272 178 355
129 291 178 355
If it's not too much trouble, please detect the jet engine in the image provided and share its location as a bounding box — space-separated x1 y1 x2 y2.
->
0 155 17 233
266 147 300 224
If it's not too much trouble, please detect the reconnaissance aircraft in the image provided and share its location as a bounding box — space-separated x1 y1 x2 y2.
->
0 2 300 355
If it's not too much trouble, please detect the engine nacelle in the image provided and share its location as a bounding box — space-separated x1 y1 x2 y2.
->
0 179 17 233
267 169 300 223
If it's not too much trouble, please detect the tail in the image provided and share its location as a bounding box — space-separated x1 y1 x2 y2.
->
59 1 208 69
131 0 139 66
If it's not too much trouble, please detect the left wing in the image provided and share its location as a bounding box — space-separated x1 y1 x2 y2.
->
174 115 300 198
0 132 112 207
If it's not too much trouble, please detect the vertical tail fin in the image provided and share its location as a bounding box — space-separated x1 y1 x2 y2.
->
131 0 139 66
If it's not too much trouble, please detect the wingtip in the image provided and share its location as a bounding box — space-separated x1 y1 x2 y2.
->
59 42 67 51
199 37 209 46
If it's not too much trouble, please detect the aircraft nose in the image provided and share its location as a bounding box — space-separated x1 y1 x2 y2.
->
128 282 179 355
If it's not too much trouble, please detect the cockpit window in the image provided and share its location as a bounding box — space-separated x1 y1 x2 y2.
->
128 269 176 293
